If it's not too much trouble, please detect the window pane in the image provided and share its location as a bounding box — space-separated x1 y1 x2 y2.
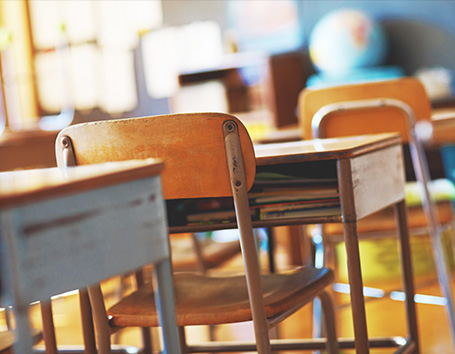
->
29 0 61 49
29 0 164 118
141 27 179 99
70 44 98 110
98 0 163 49
99 49 137 113
141 21 223 99
176 21 223 72
63 1 96 44
35 51 64 112
30 1 96 48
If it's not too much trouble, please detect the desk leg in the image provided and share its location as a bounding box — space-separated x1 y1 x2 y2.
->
154 258 181 354
342 221 369 353
2 211 37 354
394 200 420 353
337 159 369 354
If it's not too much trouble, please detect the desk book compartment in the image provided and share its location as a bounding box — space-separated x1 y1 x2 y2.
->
166 166 341 226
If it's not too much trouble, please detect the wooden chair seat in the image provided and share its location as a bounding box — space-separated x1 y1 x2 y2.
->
323 201 454 238
108 267 334 327
170 236 240 271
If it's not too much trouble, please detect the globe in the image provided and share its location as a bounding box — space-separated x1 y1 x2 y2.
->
309 9 387 74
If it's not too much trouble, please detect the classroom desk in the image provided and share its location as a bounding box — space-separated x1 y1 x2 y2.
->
178 51 268 113
255 133 418 353
170 132 418 353
0 160 180 354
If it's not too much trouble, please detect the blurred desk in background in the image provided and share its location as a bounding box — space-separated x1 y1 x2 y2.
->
178 50 312 128
0 129 58 172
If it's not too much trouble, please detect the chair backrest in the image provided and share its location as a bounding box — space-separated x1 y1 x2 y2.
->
298 77 432 142
55 112 256 200
56 112 271 352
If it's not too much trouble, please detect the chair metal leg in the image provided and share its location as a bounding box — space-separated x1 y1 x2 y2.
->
266 227 276 273
410 137 455 346
79 289 97 354
140 328 153 354
154 259 182 354
224 120 272 354
394 200 420 353
41 301 58 354
178 327 189 354
87 285 113 354
5 307 13 330
190 233 208 273
439 145 455 269
318 290 339 354
311 225 325 343
431 225 455 332
312 297 323 344
134 270 154 354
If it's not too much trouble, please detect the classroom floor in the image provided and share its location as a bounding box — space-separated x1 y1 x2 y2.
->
15 231 455 353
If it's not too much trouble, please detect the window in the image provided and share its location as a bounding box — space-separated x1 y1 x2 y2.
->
0 0 163 131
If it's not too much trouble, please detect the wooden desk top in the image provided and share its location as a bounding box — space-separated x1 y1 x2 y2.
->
0 159 164 208
427 109 455 145
254 133 401 166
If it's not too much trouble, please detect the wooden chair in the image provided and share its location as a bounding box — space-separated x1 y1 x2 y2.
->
299 77 455 344
55 112 339 354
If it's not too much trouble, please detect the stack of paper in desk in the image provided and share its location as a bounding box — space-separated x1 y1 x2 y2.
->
250 172 341 220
